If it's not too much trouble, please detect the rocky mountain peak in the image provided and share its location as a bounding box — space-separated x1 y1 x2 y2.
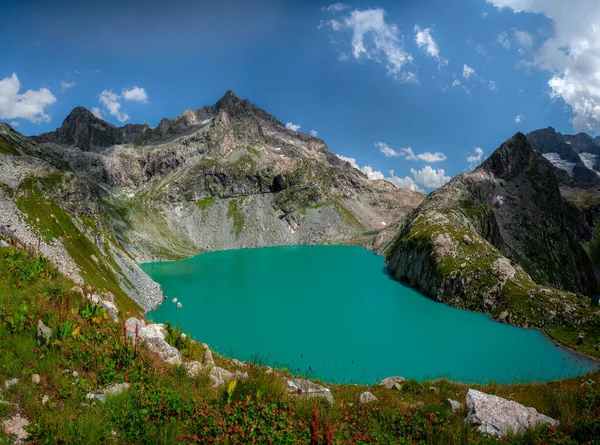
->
481 132 538 179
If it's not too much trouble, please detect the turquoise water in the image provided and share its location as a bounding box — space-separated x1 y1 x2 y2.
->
144 245 597 384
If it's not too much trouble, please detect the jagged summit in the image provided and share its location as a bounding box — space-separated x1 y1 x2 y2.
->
480 132 540 179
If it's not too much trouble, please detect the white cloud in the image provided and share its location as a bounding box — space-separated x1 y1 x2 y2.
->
414 25 448 66
336 154 384 180
0 73 56 123
489 80 499 92
285 122 301 131
375 142 446 162
91 107 105 119
324 8 415 81
309 130 318 137
122 86 148 103
452 79 461 87
515 114 524 124
8 120 20 127
335 154 424 191
324 2 348 12
482 12 489 18
496 31 511 49
60 81 76 90
487 0 600 132
387 170 422 192
410 165 451 189
514 29 533 48
376 141 402 157
467 147 484 169
99 90 129 123
462 64 475 79
95 85 148 123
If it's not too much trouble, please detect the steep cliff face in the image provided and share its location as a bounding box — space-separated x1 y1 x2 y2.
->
386 133 600 354
0 91 423 311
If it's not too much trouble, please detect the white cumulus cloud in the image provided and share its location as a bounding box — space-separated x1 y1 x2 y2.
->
467 147 484 169
336 154 424 191
285 122 301 131
376 142 446 162
309 130 318 137
410 165 451 189
96 86 148 123
324 8 415 81
463 64 475 79
487 0 600 132
489 80 499 92
414 25 448 66
99 90 129 123
91 107 105 120
60 81 76 90
0 73 56 123
122 86 148 103
515 114 524 124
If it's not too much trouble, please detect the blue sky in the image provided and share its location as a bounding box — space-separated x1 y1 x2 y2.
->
1 0 598 191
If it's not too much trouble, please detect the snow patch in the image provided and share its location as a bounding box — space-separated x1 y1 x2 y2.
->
578 152 600 176
542 152 576 176
201 118 212 125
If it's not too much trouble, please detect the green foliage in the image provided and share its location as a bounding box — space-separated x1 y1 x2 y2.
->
227 199 245 238
3 248 55 283
196 195 215 212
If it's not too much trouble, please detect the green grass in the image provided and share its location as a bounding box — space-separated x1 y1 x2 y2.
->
227 199 245 238
2 245 600 444
196 195 215 211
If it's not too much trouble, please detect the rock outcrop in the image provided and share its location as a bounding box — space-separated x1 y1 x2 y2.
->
465 389 557 436
124 318 181 364
286 378 334 404
386 133 600 351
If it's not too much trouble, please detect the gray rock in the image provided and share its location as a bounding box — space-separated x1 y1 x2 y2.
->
186 361 205 378
104 382 130 397
358 391 377 405
209 367 233 387
462 234 473 245
99 299 119 322
0 239 9 248
202 347 215 368
446 398 463 412
4 378 18 390
465 389 558 436
208 367 248 387
41 395 49 405
286 379 334 405
379 376 405 390
124 317 181 364
2 413 30 444
37 319 52 346
31 374 41 385
103 291 116 304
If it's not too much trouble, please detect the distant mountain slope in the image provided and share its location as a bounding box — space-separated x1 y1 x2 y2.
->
0 91 423 312
385 133 600 356
526 127 600 184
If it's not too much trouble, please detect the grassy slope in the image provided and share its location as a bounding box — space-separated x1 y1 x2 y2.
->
1 246 600 444
13 174 142 315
